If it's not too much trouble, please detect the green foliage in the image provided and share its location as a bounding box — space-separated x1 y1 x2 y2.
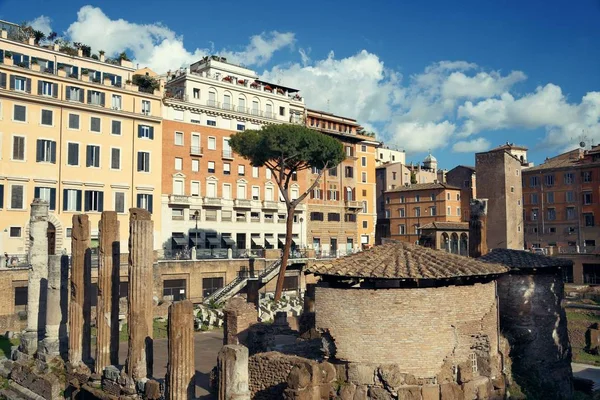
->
4 51 12 59
132 74 159 94
0 336 19 359
32 30 45 45
410 171 417 184
119 51 131 61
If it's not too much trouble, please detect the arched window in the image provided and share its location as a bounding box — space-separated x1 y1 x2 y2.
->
460 233 469 256
238 95 247 112
450 233 459 254
441 233 450 252
208 88 218 107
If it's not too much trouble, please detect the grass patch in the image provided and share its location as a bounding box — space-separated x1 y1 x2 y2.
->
567 311 600 323
0 337 20 359
90 320 168 342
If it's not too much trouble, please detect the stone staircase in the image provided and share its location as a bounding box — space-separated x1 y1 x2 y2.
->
203 259 282 305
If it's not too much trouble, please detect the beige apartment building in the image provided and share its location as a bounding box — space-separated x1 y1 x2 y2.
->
0 23 163 255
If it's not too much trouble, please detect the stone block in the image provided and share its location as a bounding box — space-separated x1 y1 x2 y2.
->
422 384 440 400
347 363 376 385
145 379 161 400
103 365 120 381
457 363 474 384
287 365 311 390
397 386 422 400
463 377 490 400
440 382 463 400
320 362 336 383
339 382 356 400
334 362 348 382
369 386 394 400
353 385 368 400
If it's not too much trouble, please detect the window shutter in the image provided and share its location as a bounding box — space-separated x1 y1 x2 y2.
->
52 83 58 98
112 121 119 135
11 186 23 209
100 93 105 106
87 90 92 104
26 78 31 93
149 126 154 140
137 152 142 171
36 140 43 162
37 80 43 95
34 187 40 199
79 89 84 103
116 193 124 213
0 73 6 89
9 75 15 90
84 191 91 212
49 188 56 210
76 190 82 211
148 195 153 214
86 146 92 167
0 185 3 209
50 141 57 164
111 148 119 169
137 194 142 208
63 189 68 211
137 125 142 138
98 192 104 212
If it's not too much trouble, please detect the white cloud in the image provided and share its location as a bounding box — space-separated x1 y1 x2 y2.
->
442 70 526 99
29 16 53 35
452 138 491 153
219 32 295 67
386 121 456 153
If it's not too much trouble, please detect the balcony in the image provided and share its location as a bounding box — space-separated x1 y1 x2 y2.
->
234 199 252 208
345 200 362 209
222 150 234 160
262 201 278 209
190 146 203 156
169 195 191 205
203 197 223 207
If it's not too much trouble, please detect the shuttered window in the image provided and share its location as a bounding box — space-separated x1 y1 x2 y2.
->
111 148 121 170
67 143 79 166
0 185 4 209
68 114 80 129
137 152 150 172
86 145 100 168
90 117 101 132
88 90 105 106
84 190 104 212
10 185 24 209
63 189 82 212
34 187 56 210
41 109 53 126
66 86 84 102
136 194 153 213
0 73 7 89
114 192 125 213
36 140 56 163
138 125 154 139
12 136 25 160
111 120 121 135
13 105 26 122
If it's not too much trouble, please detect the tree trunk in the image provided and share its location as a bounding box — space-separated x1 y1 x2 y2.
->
274 205 296 301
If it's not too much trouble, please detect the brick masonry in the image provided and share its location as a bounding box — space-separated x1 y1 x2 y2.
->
315 281 500 378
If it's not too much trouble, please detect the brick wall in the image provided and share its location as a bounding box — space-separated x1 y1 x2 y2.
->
315 281 500 378
223 297 257 345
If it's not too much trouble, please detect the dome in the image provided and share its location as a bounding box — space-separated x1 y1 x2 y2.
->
424 153 437 163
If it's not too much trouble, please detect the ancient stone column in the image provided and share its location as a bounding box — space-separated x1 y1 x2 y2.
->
469 198 488 258
95 211 120 373
217 345 250 400
166 300 195 400
20 199 49 355
125 208 154 381
69 214 91 366
39 255 67 358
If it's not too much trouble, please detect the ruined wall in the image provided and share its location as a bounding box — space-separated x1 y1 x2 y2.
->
498 271 573 399
315 281 500 378
249 352 316 399
223 297 258 346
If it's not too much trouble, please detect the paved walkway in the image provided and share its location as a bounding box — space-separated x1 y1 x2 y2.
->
573 363 600 389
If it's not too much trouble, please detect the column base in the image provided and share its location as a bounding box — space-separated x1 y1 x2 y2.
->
19 331 39 355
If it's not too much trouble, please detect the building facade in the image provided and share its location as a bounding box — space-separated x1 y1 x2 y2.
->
375 146 406 166
305 109 378 254
446 165 476 222
0 25 163 255
476 145 526 250
522 147 600 250
160 57 308 255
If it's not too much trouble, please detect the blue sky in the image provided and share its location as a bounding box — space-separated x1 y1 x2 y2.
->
1 0 599 169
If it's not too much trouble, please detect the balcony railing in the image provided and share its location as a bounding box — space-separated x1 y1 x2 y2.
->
345 200 362 209
169 195 191 204
222 150 234 160
190 146 203 156
234 199 252 208
203 197 223 206
262 201 278 209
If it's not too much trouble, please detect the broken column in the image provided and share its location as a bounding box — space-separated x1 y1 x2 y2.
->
20 199 49 355
217 345 250 400
95 211 120 373
39 255 68 358
125 208 154 381
469 198 488 258
166 300 195 400
223 297 257 346
69 214 91 366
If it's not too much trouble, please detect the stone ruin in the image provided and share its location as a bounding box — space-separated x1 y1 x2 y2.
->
0 201 197 400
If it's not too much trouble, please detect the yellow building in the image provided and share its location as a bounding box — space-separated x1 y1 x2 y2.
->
355 138 378 247
0 24 163 255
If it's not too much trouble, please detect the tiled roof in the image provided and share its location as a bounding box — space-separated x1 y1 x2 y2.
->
478 248 573 270
384 182 461 193
523 149 600 172
420 221 469 231
307 241 508 280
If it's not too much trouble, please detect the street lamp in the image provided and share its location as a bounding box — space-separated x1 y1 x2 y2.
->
299 217 304 249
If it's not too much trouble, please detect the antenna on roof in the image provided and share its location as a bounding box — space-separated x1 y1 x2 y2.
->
576 130 589 149
327 99 330 112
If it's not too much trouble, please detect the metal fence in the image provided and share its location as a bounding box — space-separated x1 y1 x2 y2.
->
1 254 29 269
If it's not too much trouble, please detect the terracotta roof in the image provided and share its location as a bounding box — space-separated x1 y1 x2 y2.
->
420 221 469 231
524 149 600 172
308 241 508 280
384 182 461 193
478 248 573 270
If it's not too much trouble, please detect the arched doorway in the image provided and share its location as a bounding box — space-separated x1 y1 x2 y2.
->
460 233 468 256
441 233 450 252
450 233 459 254
47 223 56 255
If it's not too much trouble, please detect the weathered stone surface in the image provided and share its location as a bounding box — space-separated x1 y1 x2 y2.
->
145 379 161 400
353 385 368 400
166 300 195 400
218 345 250 400
440 382 463 400
369 386 394 400
422 384 440 400
95 211 120 373
457 362 474 384
347 363 376 385
463 377 490 400
339 382 356 400
223 297 257 346
320 362 336 383
397 386 422 400
69 214 91 366
10 361 62 400
469 198 488 257
287 365 311 390
39 255 67 358
125 209 154 381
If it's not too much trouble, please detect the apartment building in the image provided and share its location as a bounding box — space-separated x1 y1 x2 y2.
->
383 182 465 251
476 144 526 250
522 147 600 249
0 23 163 255
160 56 308 254
375 146 406 166
305 109 378 254
446 165 476 221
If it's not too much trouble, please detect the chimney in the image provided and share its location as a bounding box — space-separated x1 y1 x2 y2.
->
469 198 488 258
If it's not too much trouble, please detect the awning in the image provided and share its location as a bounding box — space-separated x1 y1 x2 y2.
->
290 239 297 246
172 236 186 246
251 238 260 246
278 237 286 245
265 238 277 246
223 237 236 246
206 237 219 246
189 236 202 245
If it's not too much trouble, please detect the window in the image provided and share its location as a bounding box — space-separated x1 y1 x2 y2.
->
545 174 555 186
252 167 259 178
206 181 217 197
10 185 24 209
567 207 576 220
447 206 451 215
36 140 56 163
328 213 341 222
310 212 324 221
583 171 593 183
430 206 437 216
547 192 554 204
207 119 216 127
223 163 231 175
88 90 104 106
9 227 22 238
345 214 357 222
137 194 153 213
175 158 183 170
208 161 215 173
237 124 245 131
192 159 199 172
362 201 368 213
399 208 405 217
174 132 184 146
193 88 200 99
84 190 104 212
585 213 595 227
564 173 575 184
345 146 354 157
530 176 539 187
12 136 25 161
68 114 80 129
137 152 150 172
138 125 154 139
362 221 368 229
90 117 101 133
86 145 100 168
547 208 556 221
108 120 121 136
202 277 223 298
566 191 574 202
266 168 272 179
173 110 184 121
40 109 53 126
345 166 354 178
238 165 245 176
188 181 200 197
67 143 79 166
416 195 420 202
141 100 151 115
361 156 367 167
398 225 406 235
208 137 216 150
265 186 273 201
414 207 421 217
39 81 55 97
392 172 397 180
531 209 538 221
457 207 461 216
67 86 83 102
221 210 232 221
13 104 26 122
236 184 246 199
252 186 260 201
223 94 231 109
223 184 232 199
111 94 122 110
266 103 273 118
63 189 82 212
291 188 299 200
361 172 367 183
114 192 125 213
447 193 450 200
584 192 593 205
173 179 184 195
279 106 285 116
456 193 460 201
530 193 538 204
111 148 121 170
205 210 217 221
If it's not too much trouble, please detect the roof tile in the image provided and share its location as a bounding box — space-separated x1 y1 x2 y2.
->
479 248 573 269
